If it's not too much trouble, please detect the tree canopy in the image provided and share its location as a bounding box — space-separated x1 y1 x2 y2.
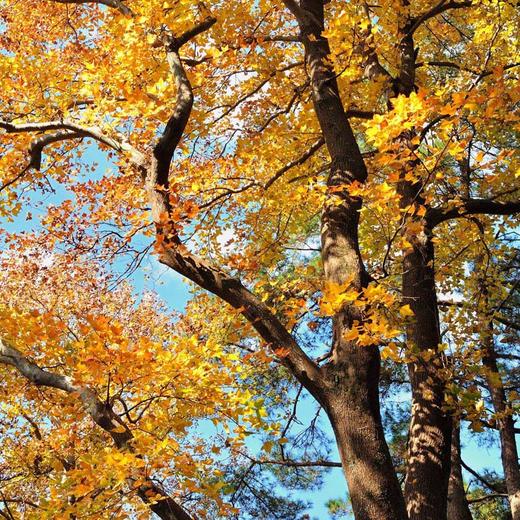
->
0 1 519 519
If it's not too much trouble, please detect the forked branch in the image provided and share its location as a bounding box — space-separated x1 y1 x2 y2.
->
0 338 194 520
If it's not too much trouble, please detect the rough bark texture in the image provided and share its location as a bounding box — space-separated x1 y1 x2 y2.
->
396 14 453 514
145 17 404 520
399 206 452 520
448 423 473 520
285 1 408 518
482 325 520 520
323 368 407 520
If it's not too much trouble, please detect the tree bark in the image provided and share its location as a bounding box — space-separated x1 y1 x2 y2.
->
394 8 453 517
281 1 408 518
448 422 473 520
323 353 407 520
482 324 520 520
400 214 452 520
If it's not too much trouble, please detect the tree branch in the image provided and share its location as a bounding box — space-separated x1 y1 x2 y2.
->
468 493 508 504
157 246 323 398
460 458 506 494
408 0 473 35
428 198 520 227
150 17 216 193
0 338 194 520
246 458 342 468
169 16 217 51
0 119 145 169
264 137 325 189
29 130 84 170
416 61 520 78
0 339 75 393
51 0 132 16
281 0 322 31
142 16 323 399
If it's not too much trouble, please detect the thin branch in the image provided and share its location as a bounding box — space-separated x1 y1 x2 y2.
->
242 456 341 468
264 137 325 189
408 1 473 35
417 60 520 78
460 458 505 493
468 493 508 504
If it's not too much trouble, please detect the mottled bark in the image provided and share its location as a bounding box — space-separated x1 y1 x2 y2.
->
395 12 453 515
482 325 520 520
448 423 473 520
399 204 452 520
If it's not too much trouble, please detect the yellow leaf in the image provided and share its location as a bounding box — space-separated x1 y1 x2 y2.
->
399 304 414 318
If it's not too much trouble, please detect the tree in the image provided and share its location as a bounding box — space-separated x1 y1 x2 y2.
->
0 245 274 519
0 1 518 519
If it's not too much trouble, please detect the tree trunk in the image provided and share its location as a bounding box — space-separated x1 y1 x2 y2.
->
285 1 408 518
400 209 452 520
393 6 453 515
322 336 408 520
482 325 520 520
448 422 473 520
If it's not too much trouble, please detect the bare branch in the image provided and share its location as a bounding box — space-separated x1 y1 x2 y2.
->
417 61 520 78
460 458 507 494
468 493 508 504
257 33 301 43
241 456 342 468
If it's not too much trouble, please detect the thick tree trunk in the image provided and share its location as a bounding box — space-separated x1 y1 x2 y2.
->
448 422 473 520
322 336 407 520
282 1 408 518
482 325 520 520
399 195 452 520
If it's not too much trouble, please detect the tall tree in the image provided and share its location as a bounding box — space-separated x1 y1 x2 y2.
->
1 0 518 519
